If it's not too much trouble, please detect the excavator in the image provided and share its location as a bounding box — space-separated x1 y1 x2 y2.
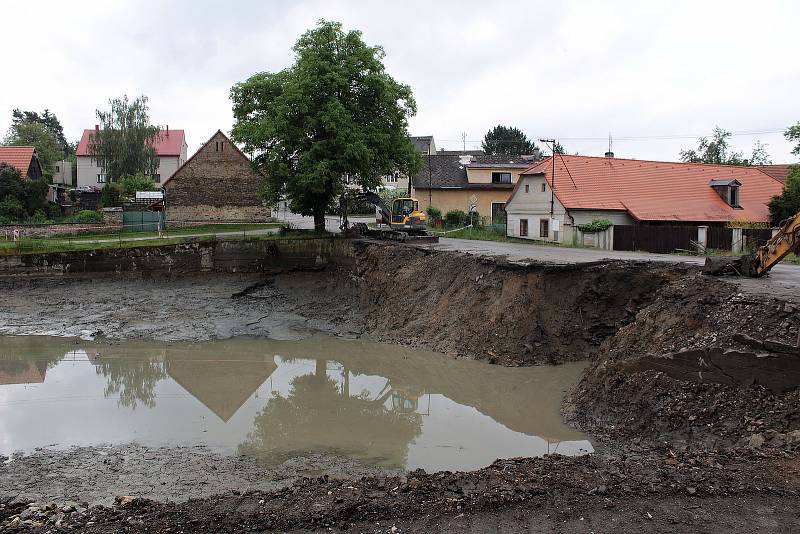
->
338 191 438 242
705 213 800 277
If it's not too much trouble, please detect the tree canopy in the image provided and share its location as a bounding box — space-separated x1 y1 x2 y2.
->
768 165 800 226
12 108 74 156
90 95 160 181
481 125 536 156
3 121 63 178
230 20 421 231
786 122 800 157
679 127 771 165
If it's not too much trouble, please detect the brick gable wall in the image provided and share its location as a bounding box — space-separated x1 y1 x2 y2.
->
164 131 271 221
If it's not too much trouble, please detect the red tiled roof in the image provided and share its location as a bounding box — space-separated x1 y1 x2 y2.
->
756 164 796 183
75 129 185 156
511 155 784 223
0 146 36 176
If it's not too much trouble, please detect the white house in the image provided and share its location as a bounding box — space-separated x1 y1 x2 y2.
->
75 126 187 189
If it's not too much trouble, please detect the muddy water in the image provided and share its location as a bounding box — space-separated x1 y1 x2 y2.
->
0 335 591 471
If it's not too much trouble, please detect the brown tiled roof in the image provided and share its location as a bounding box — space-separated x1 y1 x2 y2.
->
510 155 784 223
0 146 37 177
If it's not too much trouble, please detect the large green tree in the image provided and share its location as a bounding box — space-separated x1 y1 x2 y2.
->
679 127 771 165
12 109 73 156
0 163 48 223
481 125 536 156
768 165 800 225
3 121 63 179
230 20 421 231
90 95 160 182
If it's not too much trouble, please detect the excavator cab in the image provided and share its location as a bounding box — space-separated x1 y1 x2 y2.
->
389 198 427 232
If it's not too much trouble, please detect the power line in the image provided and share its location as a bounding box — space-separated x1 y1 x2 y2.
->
438 128 786 144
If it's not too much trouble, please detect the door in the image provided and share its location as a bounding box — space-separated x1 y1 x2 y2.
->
539 219 549 238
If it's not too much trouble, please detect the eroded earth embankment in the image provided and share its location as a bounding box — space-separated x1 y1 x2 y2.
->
1 239 799 532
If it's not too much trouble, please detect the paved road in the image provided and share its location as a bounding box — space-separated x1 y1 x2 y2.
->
424 238 800 299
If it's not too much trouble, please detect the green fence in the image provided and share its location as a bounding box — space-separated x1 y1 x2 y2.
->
122 210 165 232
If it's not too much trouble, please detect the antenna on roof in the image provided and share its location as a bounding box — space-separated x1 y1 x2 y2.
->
605 132 614 158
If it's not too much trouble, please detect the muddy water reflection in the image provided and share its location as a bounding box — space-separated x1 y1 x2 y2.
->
0 336 592 471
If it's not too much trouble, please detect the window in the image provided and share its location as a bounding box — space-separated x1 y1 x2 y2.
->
525 184 529 193
55 165 60 172
730 186 740 208
540 219 549 238
220 141 224 152
97 174 106 183
153 174 161 183
519 219 528 236
491 172 512 184
491 202 506 225
541 183 546 192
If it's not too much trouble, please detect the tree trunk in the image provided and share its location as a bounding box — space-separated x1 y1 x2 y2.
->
313 207 326 233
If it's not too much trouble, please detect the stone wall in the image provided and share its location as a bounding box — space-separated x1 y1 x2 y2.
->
163 131 270 222
167 205 272 223
0 237 354 277
0 223 112 239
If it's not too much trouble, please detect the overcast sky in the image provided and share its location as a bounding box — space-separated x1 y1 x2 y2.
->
2 0 798 162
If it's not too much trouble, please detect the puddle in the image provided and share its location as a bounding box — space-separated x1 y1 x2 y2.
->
0 335 592 471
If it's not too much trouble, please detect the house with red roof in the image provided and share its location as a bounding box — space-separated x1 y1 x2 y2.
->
0 146 43 179
505 154 784 245
75 125 187 189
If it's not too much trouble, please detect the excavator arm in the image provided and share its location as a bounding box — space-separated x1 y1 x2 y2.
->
743 214 800 277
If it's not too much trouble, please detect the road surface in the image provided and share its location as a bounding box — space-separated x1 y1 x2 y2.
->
423 237 800 299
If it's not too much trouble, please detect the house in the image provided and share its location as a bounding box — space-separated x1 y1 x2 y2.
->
0 146 43 179
379 135 438 191
161 130 271 222
505 154 785 243
75 126 187 189
411 153 536 224
52 160 72 185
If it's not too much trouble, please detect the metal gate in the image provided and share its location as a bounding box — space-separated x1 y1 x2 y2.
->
122 206 165 232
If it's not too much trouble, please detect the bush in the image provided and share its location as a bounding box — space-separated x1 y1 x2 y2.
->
27 209 49 224
120 172 157 197
426 206 442 222
468 210 483 228
0 196 25 223
100 182 123 207
46 202 62 220
576 219 612 232
66 210 104 224
444 209 469 228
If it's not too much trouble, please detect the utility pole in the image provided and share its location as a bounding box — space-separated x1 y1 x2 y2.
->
427 152 432 208
539 139 556 216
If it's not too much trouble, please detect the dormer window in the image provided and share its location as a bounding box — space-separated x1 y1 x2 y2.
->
709 179 742 209
492 172 512 184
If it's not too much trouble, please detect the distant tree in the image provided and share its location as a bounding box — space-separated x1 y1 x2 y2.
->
231 20 421 232
481 125 535 156
552 141 565 155
11 108 73 156
3 121 63 178
679 127 769 166
768 165 800 226
90 95 160 182
786 122 800 157
120 172 157 196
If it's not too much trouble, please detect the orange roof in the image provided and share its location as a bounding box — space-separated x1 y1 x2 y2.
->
511 155 784 223
75 128 186 156
0 146 37 176
756 164 796 183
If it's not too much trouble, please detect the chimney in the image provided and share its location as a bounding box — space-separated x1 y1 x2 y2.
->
166 125 169 137
605 151 614 158
95 124 99 133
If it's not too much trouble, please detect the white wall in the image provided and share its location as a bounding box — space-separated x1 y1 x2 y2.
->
506 174 568 242
77 155 183 189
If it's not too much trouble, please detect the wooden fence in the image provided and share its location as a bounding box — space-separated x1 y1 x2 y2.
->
706 226 733 251
612 225 697 254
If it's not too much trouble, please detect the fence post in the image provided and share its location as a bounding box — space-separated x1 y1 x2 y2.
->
731 227 743 253
607 225 614 250
697 225 708 253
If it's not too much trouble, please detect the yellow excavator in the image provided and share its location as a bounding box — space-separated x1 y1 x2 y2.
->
706 214 800 277
339 192 434 240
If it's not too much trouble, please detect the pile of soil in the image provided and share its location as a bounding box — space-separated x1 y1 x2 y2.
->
568 271 800 448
